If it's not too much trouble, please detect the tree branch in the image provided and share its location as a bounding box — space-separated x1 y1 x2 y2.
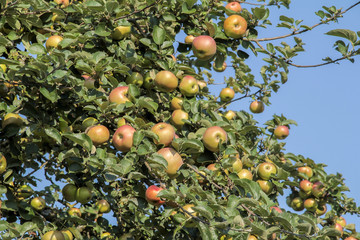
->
114 0 162 21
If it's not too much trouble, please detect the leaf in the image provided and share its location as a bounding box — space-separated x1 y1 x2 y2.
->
63 133 93 152
29 43 46 55
279 15 294 24
44 127 61 144
39 87 59 103
152 26 166 45
147 153 168 169
133 130 145 146
326 29 357 43
179 139 204 153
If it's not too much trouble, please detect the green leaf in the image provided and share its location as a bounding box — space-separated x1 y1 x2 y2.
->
326 29 357 43
179 139 204 154
44 127 62 144
63 133 93 152
193 204 214 220
147 153 168 169
279 15 294 24
39 87 59 103
29 43 46 55
133 130 145 146
153 26 166 45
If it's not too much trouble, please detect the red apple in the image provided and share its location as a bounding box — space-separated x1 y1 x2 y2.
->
237 169 253 180
179 75 199 97
256 180 273 194
299 180 313 193
304 198 317 211
344 237 357 240
297 166 313 178
145 185 165 206
335 216 347 228
46 35 63 50
192 35 217 61
249 101 264 114
157 148 183 175
197 80 207 90
171 109 189 128
334 223 343 235
219 88 235 102
113 125 136 152
225 2 242 13
224 15 248 39
151 122 175 146
257 162 277 180
274 126 289 140
109 86 130 104
86 125 110 146
154 71 178 92
202 126 227 152
270 206 282 213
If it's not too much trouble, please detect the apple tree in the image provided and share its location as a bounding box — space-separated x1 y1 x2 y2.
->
0 0 360 239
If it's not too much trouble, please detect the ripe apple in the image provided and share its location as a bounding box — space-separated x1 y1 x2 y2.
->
145 185 165 206
46 35 63 50
86 125 110 146
185 35 195 44
62 184 77 202
112 26 131 40
109 86 130 104
335 216 347 228
344 237 357 240
197 80 207 90
171 97 183 110
2 113 23 128
154 70 178 92
274 125 289 140
76 186 92 204
192 35 217 61
202 126 227 152
157 147 183 175
224 15 248 39
225 2 242 13
315 205 327 216
171 109 189 128
248 235 257 240
30 197 46 211
126 72 143 87
0 64 6 72
299 180 313 193
113 125 136 152
54 0 69 7
297 166 313 178
96 199 111 213
312 181 326 198
224 110 236 120
42 231 65 240
179 75 199 97
151 122 175 146
68 207 81 217
213 62 227 72
0 154 6 174
270 206 282 213
61 230 73 240
237 169 253 180
256 180 273 194
290 197 304 211
249 101 264 114
257 162 277 180
304 198 317 211
334 223 343 235
219 87 235 102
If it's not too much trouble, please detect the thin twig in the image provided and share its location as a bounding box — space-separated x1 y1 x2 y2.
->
215 89 262 111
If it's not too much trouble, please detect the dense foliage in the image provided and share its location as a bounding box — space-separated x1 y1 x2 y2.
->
0 0 360 239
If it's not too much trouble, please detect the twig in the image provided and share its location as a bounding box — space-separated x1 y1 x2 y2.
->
0 0 19 13
114 0 162 21
215 89 262 111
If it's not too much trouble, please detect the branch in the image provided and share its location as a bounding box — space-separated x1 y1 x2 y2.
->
114 0 162 21
0 0 19 13
239 1 268 6
215 89 262 111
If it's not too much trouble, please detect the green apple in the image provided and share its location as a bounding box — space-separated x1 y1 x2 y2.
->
30 197 46 211
179 75 199 97
213 62 227 72
257 180 273 194
224 110 236 120
112 26 131 40
46 35 63 50
219 88 235 102
257 162 277 180
171 97 183 110
202 126 227 152
126 72 143 87
62 184 77 202
2 113 23 128
171 109 189 128
237 169 253 180
0 154 6 174
42 231 65 240
76 186 92 204
290 197 304 211
96 199 111 213
155 71 178 92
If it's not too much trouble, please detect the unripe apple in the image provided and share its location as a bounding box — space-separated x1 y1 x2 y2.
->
290 197 304 211
117 118 126 127
256 180 273 194
197 80 207 90
76 186 92 204
297 166 313 178
312 181 326 198
126 72 143 87
237 169 253 180
192 35 217 61
171 109 189 128
335 216 347 228
68 207 81 217
42 230 65 240
249 101 265 114
0 64 6 72
109 86 130 104
213 62 227 72
143 72 154 89
257 162 277 180
82 75 96 89
219 88 235 102
224 110 236 120
179 75 199 97
224 15 248 39
112 26 131 40
171 97 183 110
304 198 317 211
113 125 136 152
96 199 111 213
202 126 227 152
145 185 165 206
225 2 242 13
299 180 313 193
2 113 23 128
86 125 110 146
154 71 178 92
231 157 242 172
151 122 175 146
274 125 289 140
54 0 70 7
185 35 195 44
30 197 46 211
46 35 63 50
0 154 7 174
315 205 327 216
62 184 77 202
157 148 183 175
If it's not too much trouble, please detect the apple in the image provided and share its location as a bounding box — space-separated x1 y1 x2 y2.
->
157 147 183 175
76 186 92 204
154 70 178 92
17 185 33 199
213 62 227 72
224 110 236 120
0 154 6 174
112 26 131 40
61 230 73 240
145 185 165 206
2 113 23 128
68 207 81 217
197 80 207 90
299 180 313 193
237 169 253 180
231 157 242 172
171 97 183 110
62 184 77 202
0 64 6 72
82 74 96 89
270 206 282 213
185 35 195 44
224 15 248 39
219 87 235 102
344 237 357 240
46 35 63 50
290 197 304 211
248 235 257 240
257 162 277 180
54 0 69 7
315 205 327 216
249 101 265 114
334 223 343 235
96 200 111 213
274 126 289 140
30 197 46 211
86 125 110 146
42 231 65 240
335 216 347 228
109 86 130 104
207 163 222 176
297 166 313 178
312 181 326 198
171 109 189 128
126 72 143 87
117 118 126 127
202 126 227 152
179 75 199 97
113 125 136 152
256 180 273 194
192 35 217 61
225 2 242 13
304 198 317 211
151 122 175 146
100 232 111 239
